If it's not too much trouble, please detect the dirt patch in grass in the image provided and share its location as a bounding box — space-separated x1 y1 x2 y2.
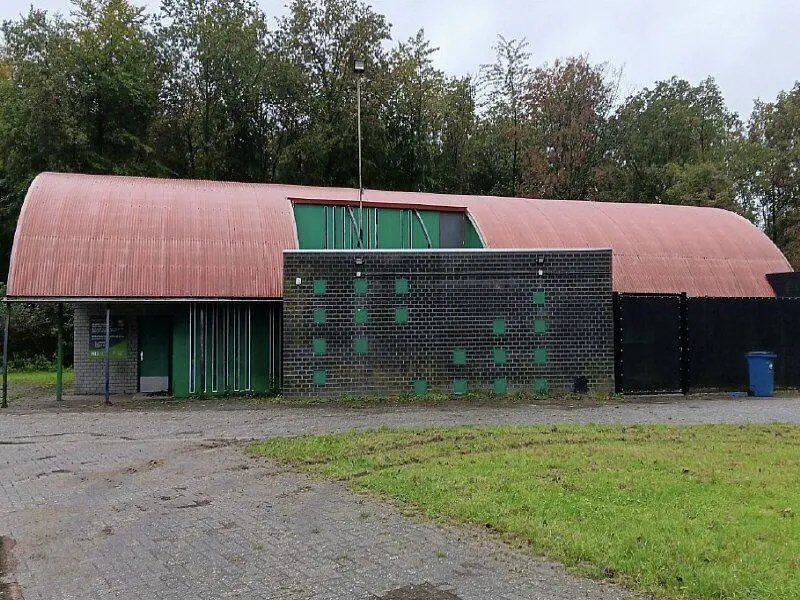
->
250 423 800 600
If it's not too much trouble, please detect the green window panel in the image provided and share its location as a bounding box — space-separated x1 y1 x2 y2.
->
532 290 546 305
533 347 549 365
534 319 548 334
313 279 327 296
453 378 468 395
313 308 327 325
494 377 508 394
493 348 507 365
452 349 467 365
395 278 409 294
354 278 368 296
413 379 428 395
355 307 369 324
353 337 368 355
395 307 409 324
312 338 327 355
492 319 506 335
313 369 327 385
534 378 549 393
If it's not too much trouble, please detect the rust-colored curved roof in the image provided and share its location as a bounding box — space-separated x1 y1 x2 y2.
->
7 172 790 298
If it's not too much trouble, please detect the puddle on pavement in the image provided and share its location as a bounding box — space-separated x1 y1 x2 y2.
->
0 536 23 600
376 583 463 600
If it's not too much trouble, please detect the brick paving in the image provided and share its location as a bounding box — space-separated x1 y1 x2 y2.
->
1 395 798 599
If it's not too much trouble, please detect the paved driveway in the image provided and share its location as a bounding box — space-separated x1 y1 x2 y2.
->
1 396 798 599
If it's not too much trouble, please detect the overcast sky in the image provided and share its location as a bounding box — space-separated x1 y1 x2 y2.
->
2 0 798 119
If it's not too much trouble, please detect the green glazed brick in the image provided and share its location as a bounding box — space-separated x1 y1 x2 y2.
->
534 378 549 393
395 278 409 295
492 319 506 334
395 307 409 324
313 279 327 296
532 290 546 305
494 377 508 394
312 369 327 385
493 348 507 365
453 378 468 395
354 307 368 324
312 338 327 355
452 349 467 365
312 308 327 325
353 278 368 296
353 337 368 355
413 379 428 395
533 347 549 365
534 319 548 334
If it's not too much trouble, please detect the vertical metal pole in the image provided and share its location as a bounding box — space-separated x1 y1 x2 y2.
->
104 306 111 405
2 303 9 409
357 74 364 248
56 303 63 402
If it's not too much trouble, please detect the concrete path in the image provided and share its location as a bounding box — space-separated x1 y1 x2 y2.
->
1 396 797 599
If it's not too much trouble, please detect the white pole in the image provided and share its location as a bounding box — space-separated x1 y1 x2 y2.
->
357 74 364 248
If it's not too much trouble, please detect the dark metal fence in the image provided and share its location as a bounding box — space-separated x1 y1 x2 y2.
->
613 293 800 394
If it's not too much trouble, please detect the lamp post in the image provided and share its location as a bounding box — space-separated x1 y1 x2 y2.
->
354 58 365 247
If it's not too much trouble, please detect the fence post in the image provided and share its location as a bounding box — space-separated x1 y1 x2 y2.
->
680 292 689 395
612 292 623 394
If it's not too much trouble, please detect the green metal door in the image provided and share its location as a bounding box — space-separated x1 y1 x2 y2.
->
140 315 171 393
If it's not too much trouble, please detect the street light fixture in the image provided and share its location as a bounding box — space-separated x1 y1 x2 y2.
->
354 58 365 247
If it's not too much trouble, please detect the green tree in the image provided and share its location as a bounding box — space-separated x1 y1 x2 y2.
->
274 0 390 186
605 77 741 209
479 35 533 196
743 84 800 265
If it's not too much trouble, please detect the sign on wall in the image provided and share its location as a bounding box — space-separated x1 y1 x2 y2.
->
88 317 128 361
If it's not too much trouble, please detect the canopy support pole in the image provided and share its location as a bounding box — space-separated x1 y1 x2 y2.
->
104 306 111 405
56 303 63 402
2 303 9 409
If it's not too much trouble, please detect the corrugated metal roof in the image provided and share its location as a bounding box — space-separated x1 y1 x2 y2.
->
7 172 791 298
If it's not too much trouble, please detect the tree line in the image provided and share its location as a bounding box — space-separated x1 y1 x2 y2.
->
1 0 799 283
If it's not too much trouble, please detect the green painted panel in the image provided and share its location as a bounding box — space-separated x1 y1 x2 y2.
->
413 379 429 395
355 307 368 324
293 204 326 249
534 347 549 365
250 306 269 393
313 369 327 385
313 308 327 325
394 307 409 324
411 210 439 248
535 378 549 393
532 290 546 305
493 348 507 365
465 216 484 248
453 378 468 395
353 337 368 355
312 337 327 355
492 319 506 335
354 278 368 295
395 278 409 295
313 279 327 295
452 349 467 365
171 308 189 398
377 208 404 249
494 377 508 394
534 319 548 334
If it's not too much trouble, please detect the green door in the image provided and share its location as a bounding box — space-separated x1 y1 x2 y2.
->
140 315 171 393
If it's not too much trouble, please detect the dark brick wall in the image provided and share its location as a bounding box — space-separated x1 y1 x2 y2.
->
282 249 613 397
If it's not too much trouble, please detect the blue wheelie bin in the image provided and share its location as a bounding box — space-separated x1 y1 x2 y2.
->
745 351 777 397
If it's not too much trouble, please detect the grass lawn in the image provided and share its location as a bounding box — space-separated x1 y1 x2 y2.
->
249 424 800 600
7 368 75 387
